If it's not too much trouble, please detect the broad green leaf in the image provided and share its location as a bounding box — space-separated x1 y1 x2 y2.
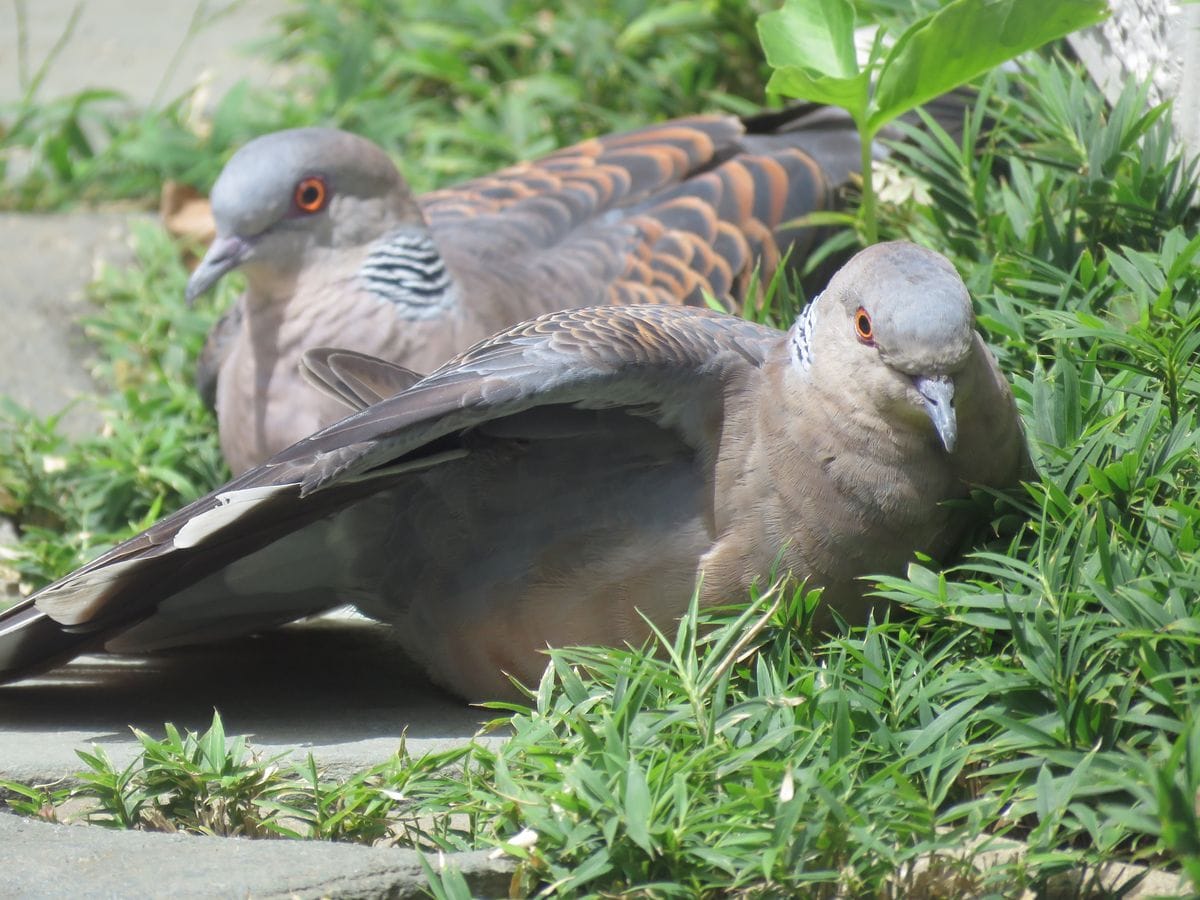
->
758 0 859 79
870 0 1109 132
765 66 870 118
200 711 227 771
759 0 868 116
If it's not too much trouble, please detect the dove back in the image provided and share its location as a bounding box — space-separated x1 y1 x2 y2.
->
194 104 919 472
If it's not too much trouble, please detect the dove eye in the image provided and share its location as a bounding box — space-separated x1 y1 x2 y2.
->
854 307 874 344
294 176 329 213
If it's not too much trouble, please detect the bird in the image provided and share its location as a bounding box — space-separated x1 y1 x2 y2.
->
186 105 907 474
0 241 1027 699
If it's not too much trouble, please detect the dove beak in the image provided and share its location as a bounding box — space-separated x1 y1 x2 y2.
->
915 374 957 453
186 234 253 305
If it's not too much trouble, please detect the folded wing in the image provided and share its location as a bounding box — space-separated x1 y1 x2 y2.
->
0 305 777 686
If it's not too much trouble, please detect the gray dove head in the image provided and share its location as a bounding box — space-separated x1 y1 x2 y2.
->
187 128 422 302
802 241 976 453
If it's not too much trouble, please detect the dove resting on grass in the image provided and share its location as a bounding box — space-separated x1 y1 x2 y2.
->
0 242 1028 700
187 101 966 474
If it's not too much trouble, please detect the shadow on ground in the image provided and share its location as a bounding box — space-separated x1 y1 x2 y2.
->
0 618 495 783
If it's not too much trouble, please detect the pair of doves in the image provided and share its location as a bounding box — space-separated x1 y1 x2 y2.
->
0 108 1027 699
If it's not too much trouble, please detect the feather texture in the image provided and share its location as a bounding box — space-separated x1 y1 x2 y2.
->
189 102 946 473
2 243 1028 699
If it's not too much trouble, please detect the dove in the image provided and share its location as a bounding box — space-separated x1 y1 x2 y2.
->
187 104 917 473
0 242 1027 700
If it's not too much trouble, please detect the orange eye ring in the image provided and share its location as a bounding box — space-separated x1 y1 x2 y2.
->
294 176 328 213
854 307 874 344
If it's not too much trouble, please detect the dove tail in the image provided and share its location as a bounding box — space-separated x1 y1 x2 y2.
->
0 464 425 682
0 480 317 682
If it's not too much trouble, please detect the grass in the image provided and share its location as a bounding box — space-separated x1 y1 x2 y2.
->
2 0 1200 896
0 0 772 208
0 222 228 589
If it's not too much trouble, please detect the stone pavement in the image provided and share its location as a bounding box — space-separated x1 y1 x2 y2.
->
0 1 289 110
1 814 514 899
0 616 495 786
0 619 515 898
0 213 135 436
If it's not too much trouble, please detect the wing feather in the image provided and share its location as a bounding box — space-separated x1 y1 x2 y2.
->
0 306 778 682
423 109 854 316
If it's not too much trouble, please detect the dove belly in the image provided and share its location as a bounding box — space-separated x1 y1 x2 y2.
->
353 422 713 700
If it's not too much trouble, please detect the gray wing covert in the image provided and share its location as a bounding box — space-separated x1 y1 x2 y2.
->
289 304 777 491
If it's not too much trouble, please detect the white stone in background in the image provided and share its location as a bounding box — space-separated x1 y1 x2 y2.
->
1069 1 1200 159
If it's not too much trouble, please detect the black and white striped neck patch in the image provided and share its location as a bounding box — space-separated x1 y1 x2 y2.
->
359 231 454 317
789 297 818 373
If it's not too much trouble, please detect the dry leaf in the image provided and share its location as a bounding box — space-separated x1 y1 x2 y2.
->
160 180 216 247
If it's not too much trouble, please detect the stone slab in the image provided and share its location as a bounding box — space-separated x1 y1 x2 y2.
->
0 617 497 787
0 812 515 899
0 0 289 110
0 212 141 435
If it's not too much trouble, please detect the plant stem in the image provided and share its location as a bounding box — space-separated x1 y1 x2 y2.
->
860 123 878 245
